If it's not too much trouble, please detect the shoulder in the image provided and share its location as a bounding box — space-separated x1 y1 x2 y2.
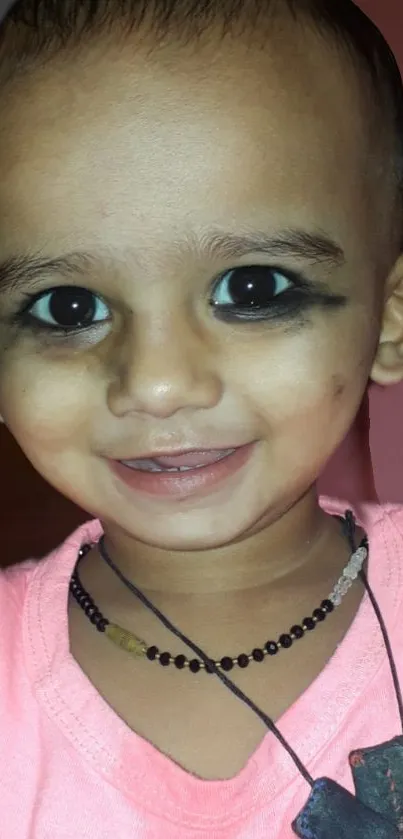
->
375 502 403 574
360 499 403 543
0 520 102 684
0 558 39 645
0 558 44 713
380 501 403 531
322 494 403 538
348 498 403 567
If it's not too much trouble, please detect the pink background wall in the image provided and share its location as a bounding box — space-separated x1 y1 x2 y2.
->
358 0 403 503
320 0 403 504
361 0 403 64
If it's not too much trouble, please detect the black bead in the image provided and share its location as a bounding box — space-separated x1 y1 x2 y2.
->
78 594 91 607
252 648 265 662
265 641 279 656
205 659 216 674
97 617 108 632
146 645 159 661
302 617 316 631
89 611 102 625
291 625 304 639
237 653 249 668
159 652 171 666
321 599 334 614
174 654 186 670
279 634 293 649
220 656 234 671
189 659 201 673
313 608 326 622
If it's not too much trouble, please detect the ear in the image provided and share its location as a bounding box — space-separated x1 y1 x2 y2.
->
371 254 403 386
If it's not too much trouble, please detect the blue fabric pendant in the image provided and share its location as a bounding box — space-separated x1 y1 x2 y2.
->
292 737 403 837
350 736 403 825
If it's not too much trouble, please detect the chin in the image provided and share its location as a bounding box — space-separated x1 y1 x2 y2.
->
100 504 257 551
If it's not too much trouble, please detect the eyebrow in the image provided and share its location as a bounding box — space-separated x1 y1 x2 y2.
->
0 228 345 295
204 228 345 266
0 251 97 295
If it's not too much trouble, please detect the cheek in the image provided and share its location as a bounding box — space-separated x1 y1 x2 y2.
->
230 320 370 437
0 354 94 453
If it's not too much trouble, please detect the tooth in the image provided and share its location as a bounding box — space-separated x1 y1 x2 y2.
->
121 459 213 473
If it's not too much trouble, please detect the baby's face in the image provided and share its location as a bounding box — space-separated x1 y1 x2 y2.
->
0 29 388 549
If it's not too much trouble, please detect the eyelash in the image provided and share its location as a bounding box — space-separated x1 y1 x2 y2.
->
13 286 111 338
210 265 314 322
10 265 319 339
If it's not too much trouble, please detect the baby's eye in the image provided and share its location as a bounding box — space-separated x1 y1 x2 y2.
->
26 286 110 330
210 266 294 313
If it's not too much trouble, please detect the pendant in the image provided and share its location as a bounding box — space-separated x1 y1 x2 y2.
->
292 737 403 837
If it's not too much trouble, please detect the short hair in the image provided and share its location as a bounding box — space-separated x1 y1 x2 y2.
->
1 0 403 233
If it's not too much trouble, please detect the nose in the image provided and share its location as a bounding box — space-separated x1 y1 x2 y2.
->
107 316 223 419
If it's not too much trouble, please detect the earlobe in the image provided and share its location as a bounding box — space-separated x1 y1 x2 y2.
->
371 341 403 385
371 254 403 386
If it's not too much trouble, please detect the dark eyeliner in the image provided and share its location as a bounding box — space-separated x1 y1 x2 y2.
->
9 289 73 335
210 266 348 323
9 285 108 337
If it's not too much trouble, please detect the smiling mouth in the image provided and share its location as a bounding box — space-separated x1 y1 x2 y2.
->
110 443 256 498
119 449 237 473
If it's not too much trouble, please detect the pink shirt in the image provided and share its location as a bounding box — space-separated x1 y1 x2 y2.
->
1 494 403 838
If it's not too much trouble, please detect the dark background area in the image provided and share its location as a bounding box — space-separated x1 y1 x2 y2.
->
2 428 87 565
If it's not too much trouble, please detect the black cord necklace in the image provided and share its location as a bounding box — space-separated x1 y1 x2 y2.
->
71 532 367 674
70 511 403 837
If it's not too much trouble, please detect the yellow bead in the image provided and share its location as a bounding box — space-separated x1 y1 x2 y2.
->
105 623 147 657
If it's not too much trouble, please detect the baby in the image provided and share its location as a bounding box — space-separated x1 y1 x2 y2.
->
0 1 403 836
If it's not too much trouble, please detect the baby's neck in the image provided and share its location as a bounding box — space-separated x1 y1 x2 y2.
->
78 493 355 616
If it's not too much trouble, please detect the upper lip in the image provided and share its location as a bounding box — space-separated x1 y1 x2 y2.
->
109 445 247 461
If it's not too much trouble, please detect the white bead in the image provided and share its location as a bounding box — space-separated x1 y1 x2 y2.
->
326 542 368 609
344 567 358 580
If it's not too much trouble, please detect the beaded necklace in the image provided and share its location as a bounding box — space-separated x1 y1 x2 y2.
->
70 511 403 836
71 529 368 674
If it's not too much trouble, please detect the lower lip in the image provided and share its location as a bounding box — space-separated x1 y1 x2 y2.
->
109 444 255 499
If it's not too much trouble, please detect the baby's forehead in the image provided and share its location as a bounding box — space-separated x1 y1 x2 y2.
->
0 0 400 264
0 38 389 279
